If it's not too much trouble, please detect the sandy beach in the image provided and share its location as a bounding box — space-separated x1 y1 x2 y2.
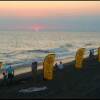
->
0 55 100 99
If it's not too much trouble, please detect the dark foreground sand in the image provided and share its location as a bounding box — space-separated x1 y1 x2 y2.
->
0 56 100 99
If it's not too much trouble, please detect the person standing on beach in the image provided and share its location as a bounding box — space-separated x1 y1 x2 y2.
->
2 70 8 86
6 64 14 84
58 61 64 70
89 49 94 59
54 63 58 71
57 61 64 81
31 61 38 80
0 62 2 69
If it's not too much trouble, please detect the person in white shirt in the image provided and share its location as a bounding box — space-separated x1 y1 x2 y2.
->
58 61 64 70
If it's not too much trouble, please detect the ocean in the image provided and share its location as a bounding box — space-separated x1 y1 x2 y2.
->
0 31 100 69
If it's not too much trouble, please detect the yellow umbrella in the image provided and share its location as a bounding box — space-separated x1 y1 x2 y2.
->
43 53 55 80
75 48 85 69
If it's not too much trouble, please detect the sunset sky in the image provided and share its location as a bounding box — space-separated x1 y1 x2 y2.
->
0 1 100 32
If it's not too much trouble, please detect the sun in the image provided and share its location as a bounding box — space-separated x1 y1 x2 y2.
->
31 24 47 32
34 27 39 32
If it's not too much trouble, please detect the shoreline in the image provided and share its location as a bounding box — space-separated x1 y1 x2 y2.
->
0 56 75 79
0 52 91 80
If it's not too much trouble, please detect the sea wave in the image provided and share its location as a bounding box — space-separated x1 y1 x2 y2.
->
0 31 100 70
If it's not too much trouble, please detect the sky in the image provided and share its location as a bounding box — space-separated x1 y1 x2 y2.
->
0 1 100 32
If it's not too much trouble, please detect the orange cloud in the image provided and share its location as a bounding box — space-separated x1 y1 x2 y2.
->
0 1 100 18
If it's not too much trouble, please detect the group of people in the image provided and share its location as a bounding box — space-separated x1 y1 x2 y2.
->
2 64 14 85
54 61 64 70
2 60 64 85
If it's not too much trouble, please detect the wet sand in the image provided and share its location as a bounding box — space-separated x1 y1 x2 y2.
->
0 56 100 99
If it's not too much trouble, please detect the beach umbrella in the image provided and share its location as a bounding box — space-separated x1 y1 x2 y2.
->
43 53 55 80
75 48 85 69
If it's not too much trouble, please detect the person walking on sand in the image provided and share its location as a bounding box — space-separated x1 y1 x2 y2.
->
6 64 14 84
31 60 38 80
